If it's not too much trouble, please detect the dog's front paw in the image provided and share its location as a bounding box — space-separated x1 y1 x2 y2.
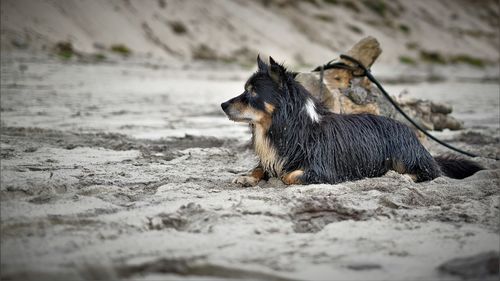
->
232 175 259 187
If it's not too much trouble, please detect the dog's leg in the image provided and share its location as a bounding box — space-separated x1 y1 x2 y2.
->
391 160 416 182
391 159 433 182
282 170 304 185
233 166 267 187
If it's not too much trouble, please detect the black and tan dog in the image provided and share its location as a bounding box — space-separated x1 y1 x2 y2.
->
221 56 483 186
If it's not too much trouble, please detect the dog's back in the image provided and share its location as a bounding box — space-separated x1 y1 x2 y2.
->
292 112 441 184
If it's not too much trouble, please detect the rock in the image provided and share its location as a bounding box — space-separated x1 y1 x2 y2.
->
347 263 382 271
431 102 453 114
297 36 463 132
438 251 499 279
431 113 463 131
11 34 29 49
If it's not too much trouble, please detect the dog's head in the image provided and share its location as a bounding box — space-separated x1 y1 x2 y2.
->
221 56 286 125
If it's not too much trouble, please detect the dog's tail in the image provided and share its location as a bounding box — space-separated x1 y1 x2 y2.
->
434 154 484 179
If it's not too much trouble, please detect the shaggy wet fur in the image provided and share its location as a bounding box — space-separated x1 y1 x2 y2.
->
221 56 483 185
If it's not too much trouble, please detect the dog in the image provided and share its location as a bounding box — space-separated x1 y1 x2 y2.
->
221 56 483 186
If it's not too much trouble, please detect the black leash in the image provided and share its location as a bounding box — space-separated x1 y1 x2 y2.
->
313 54 499 160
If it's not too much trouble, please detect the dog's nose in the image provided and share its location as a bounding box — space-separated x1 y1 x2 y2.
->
221 102 229 111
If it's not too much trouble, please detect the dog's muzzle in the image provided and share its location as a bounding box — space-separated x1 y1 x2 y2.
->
221 101 230 113
221 100 248 122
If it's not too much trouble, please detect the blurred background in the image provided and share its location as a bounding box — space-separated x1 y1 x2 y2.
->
1 0 499 68
1 0 499 139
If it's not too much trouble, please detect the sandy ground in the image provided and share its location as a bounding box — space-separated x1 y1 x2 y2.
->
1 54 499 280
1 0 499 65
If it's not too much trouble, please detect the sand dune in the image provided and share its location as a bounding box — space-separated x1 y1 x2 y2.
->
1 0 499 65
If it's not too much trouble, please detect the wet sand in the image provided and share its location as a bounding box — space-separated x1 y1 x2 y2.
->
1 55 499 280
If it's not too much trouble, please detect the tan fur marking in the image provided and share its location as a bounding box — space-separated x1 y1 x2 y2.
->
407 174 418 182
228 100 282 176
264 102 275 113
391 161 418 182
253 124 283 177
248 108 266 123
232 101 246 112
282 170 304 185
392 160 406 174
250 167 265 181
227 102 264 123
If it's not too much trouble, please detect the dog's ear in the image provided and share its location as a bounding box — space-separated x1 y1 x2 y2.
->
269 56 278 66
268 56 283 85
257 55 267 72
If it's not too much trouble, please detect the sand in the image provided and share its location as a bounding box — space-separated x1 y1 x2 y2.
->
1 0 499 66
0 52 499 280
